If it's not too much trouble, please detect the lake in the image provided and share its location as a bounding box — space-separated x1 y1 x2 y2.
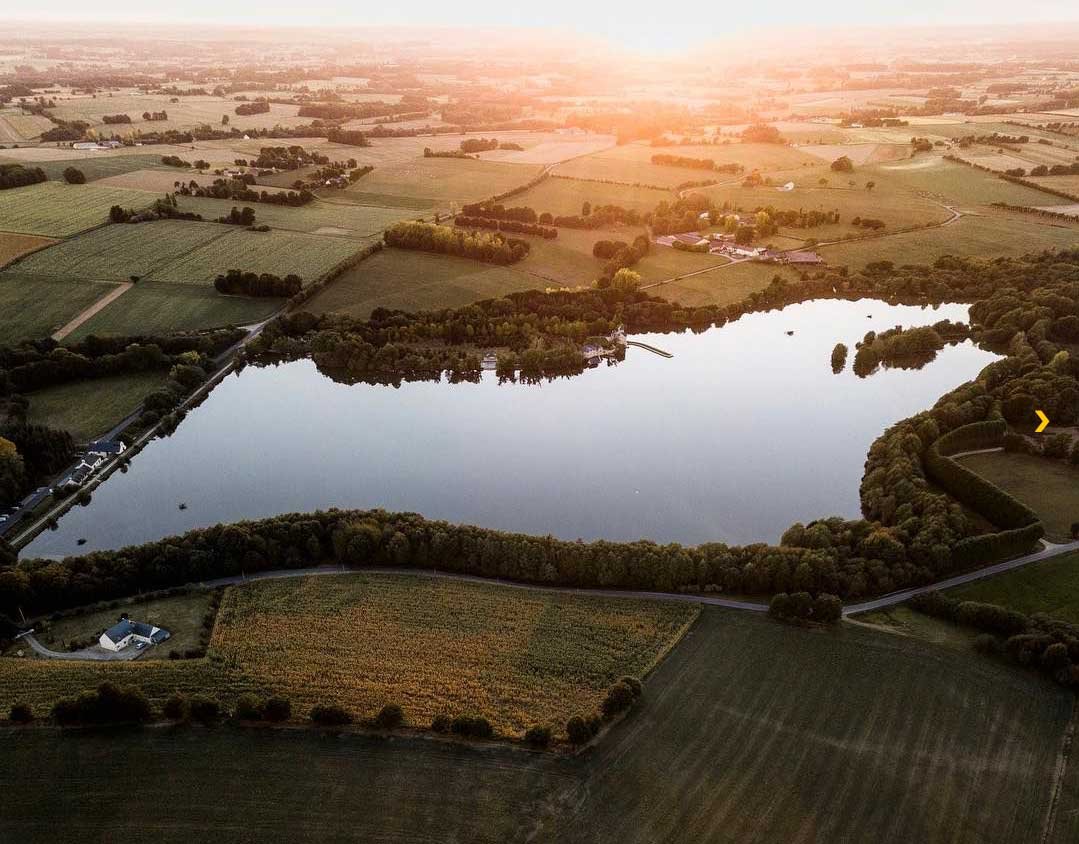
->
23 298 999 558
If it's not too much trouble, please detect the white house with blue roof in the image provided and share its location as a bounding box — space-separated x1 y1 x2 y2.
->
99 616 171 652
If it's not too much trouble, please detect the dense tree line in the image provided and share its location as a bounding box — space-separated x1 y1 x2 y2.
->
384 221 530 265
453 216 557 239
175 178 314 206
912 592 1079 688
324 128 371 147
0 163 47 190
214 269 302 297
3 253 1079 618
768 592 842 624
423 147 475 159
234 101 270 116
101 114 132 124
650 153 742 173
460 137 499 153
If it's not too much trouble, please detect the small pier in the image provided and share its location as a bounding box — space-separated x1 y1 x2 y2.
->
625 340 674 358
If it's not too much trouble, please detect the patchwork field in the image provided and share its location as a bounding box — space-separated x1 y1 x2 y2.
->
0 109 53 142
173 195 404 238
33 154 173 183
343 157 544 209
47 92 308 135
25 371 171 442
65 281 281 339
0 275 114 345
959 451 1079 542
152 226 362 284
0 182 156 237
0 232 55 267
1 607 1071 844
305 248 540 317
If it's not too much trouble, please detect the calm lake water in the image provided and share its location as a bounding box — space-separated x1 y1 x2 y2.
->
24 299 999 558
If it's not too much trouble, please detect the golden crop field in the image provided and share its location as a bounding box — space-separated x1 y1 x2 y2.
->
0 232 56 267
0 574 697 735
210 573 698 735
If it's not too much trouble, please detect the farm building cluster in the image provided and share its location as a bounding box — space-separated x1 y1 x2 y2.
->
655 231 823 264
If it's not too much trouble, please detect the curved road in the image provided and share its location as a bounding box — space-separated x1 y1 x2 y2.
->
22 540 1079 659
189 536 1079 617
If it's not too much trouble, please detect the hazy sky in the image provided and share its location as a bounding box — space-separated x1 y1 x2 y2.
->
14 0 1079 52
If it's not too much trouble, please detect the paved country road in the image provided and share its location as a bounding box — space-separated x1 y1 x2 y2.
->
186 536 1079 617
21 539 1079 659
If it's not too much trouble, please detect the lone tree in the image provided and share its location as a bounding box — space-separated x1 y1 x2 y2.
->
831 155 854 173
63 166 86 184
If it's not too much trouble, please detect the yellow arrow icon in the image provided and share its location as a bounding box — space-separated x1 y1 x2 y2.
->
1035 410 1050 433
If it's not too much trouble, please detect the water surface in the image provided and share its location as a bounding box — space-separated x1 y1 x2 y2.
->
24 299 997 557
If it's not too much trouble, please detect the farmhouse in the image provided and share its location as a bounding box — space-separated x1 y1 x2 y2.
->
99 617 171 652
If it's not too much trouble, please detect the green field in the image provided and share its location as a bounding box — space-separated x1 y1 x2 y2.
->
0 607 1071 843
12 220 230 281
867 157 1074 206
819 213 1079 269
0 182 156 237
644 260 799 308
959 451 1079 542
30 589 217 658
343 157 543 209
33 153 173 183
173 195 405 238
25 371 170 441
515 176 672 215
305 248 541 317
65 281 280 339
0 275 115 344
947 552 1079 624
151 226 363 285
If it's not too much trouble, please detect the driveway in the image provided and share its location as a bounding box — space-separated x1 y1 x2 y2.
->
19 633 148 661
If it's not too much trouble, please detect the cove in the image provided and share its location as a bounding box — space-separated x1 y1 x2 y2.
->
23 298 999 558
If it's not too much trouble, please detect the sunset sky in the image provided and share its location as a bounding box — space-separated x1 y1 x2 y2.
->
13 0 1079 52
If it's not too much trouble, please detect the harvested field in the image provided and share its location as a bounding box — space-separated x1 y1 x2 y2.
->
0 232 56 267
0 182 156 237
798 142 910 165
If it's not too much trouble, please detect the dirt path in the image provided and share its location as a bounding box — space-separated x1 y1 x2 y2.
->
51 281 132 341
